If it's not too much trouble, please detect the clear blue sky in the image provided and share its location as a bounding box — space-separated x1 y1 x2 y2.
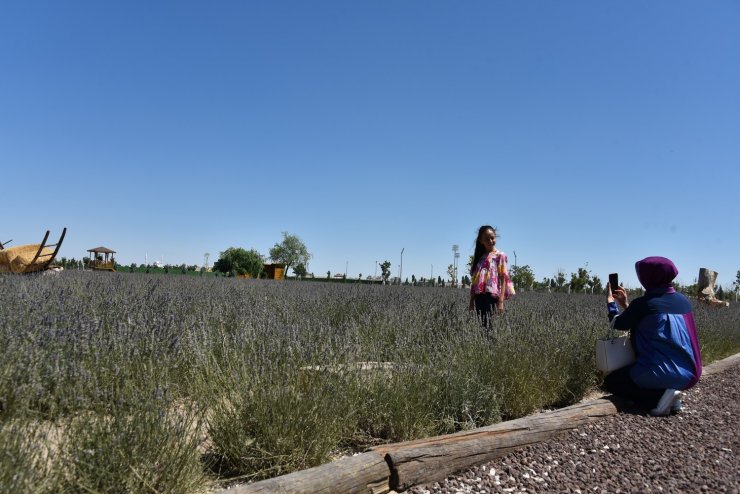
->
2 1 739 288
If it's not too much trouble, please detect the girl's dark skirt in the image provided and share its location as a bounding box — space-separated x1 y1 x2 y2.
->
474 292 499 328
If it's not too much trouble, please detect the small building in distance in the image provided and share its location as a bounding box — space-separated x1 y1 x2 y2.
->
235 263 285 280
263 263 285 280
87 246 116 271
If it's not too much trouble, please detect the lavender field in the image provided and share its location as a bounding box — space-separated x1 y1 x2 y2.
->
1 271 738 492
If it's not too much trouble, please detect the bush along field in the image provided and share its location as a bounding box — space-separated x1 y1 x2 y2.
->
1 272 738 492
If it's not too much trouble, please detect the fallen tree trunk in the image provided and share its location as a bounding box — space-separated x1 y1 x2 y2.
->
374 398 619 491
702 352 740 377
220 451 390 494
216 398 621 494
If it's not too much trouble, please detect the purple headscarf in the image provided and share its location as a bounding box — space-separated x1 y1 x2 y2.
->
635 256 678 292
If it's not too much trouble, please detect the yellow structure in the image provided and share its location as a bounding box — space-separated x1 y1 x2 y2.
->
0 228 66 274
236 263 285 280
87 246 116 272
263 263 285 280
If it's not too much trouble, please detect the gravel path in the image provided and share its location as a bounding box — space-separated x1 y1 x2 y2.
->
409 362 740 494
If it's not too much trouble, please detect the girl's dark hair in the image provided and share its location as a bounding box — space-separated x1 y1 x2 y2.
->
471 225 498 275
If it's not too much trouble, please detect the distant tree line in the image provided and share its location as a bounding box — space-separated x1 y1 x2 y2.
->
54 252 740 301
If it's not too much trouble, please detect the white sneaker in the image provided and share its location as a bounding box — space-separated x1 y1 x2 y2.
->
651 389 681 417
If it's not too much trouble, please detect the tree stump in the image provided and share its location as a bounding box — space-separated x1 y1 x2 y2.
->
697 268 730 307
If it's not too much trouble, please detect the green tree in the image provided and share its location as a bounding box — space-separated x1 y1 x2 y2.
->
293 262 308 278
510 264 535 291
447 264 455 284
734 270 740 292
542 277 556 291
379 260 391 283
213 247 264 277
590 274 603 293
269 232 311 277
569 266 591 293
555 269 567 291
532 277 549 291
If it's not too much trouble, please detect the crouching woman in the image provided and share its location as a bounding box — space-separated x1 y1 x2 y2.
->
605 256 703 416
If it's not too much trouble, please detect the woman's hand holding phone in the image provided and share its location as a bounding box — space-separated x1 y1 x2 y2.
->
607 272 629 309
611 285 629 309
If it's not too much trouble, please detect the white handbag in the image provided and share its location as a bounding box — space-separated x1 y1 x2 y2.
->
595 332 635 375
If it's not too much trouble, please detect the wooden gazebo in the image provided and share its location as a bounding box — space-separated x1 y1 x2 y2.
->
87 246 116 272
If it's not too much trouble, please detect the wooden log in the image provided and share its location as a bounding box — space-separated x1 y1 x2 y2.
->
374 398 619 491
217 451 391 494
702 352 740 377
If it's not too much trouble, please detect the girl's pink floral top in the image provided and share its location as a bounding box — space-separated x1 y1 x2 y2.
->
470 251 515 299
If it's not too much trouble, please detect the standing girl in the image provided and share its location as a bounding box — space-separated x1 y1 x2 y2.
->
468 225 515 326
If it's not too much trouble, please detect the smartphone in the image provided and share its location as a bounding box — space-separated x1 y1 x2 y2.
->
609 273 619 292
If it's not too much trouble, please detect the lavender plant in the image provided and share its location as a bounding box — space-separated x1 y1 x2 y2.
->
0 271 737 490
0 418 63 493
